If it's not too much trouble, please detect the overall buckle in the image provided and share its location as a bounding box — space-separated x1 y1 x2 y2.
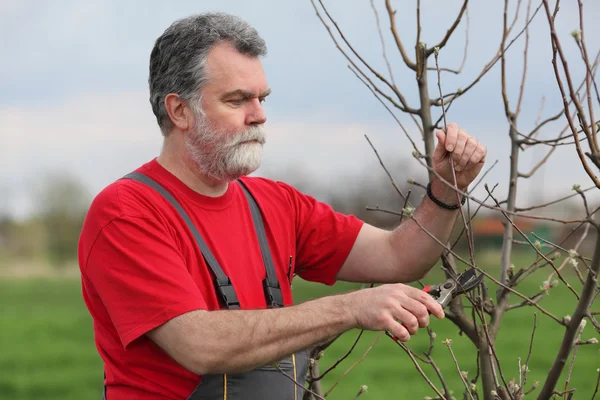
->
263 279 284 308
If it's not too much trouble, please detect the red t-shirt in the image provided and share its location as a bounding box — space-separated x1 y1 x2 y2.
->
78 159 363 399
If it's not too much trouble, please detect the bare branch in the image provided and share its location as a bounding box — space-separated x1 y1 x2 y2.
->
576 0 599 151
427 0 469 56
434 49 475 265
592 368 600 400
364 134 409 203
426 7 470 75
515 186 595 212
431 1 543 107
323 332 382 397
314 330 364 381
515 0 533 118
389 337 447 399
384 0 417 71
405 210 565 324
537 228 600 399
276 365 326 400
542 0 600 188
485 186 581 300
521 313 537 394
412 155 586 224
311 0 418 114
350 69 421 156
369 0 397 88
443 339 475 400
563 320 587 396
546 223 590 284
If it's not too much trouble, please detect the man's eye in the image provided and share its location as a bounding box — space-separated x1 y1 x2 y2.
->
230 99 245 105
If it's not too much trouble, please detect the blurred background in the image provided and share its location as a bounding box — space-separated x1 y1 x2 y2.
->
1 1 600 399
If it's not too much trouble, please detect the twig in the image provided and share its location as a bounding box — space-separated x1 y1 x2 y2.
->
369 0 396 88
515 186 595 212
592 368 600 400
314 0 416 113
384 0 417 71
506 291 545 311
364 134 409 203
542 0 600 188
469 159 499 193
515 0 533 118
427 0 469 56
314 330 364 380
521 313 537 393
434 48 475 266
276 366 326 400
563 320 586 397
350 68 421 156
443 339 475 400
311 0 416 114
485 186 581 300
546 222 590 284
405 210 565 324
537 228 600 399
391 338 447 400
323 332 381 397
412 154 586 224
431 0 543 108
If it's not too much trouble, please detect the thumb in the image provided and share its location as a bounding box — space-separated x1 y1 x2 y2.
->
433 130 447 162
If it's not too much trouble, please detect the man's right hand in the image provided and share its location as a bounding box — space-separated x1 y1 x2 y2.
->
344 283 445 342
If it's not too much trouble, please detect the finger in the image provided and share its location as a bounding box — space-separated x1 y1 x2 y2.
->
452 130 468 166
445 123 459 152
407 288 445 319
432 130 447 163
391 306 420 335
385 317 411 342
457 136 478 171
468 144 487 166
399 297 430 328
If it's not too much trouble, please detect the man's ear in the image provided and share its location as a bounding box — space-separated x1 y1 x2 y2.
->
164 93 193 131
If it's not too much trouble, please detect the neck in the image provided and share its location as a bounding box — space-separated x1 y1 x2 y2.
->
157 132 229 197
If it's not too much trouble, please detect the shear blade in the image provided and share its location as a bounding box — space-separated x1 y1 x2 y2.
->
455 268 483 294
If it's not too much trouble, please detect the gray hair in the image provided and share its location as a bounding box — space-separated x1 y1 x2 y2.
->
149 12 267 135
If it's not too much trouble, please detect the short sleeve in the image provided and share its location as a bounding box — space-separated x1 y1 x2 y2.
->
278 182 364 285
83 215 207 349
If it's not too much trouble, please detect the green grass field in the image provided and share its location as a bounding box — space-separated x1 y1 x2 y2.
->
1 253 599 399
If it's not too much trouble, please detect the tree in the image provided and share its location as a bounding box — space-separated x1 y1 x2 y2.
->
297 1 600 399
34 172 91 268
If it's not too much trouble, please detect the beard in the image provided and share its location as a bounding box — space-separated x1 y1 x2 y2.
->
184 114 266 183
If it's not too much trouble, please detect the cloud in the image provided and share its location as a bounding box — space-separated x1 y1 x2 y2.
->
3 89 598 220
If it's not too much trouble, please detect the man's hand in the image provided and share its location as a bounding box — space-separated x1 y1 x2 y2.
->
345 284 445 342
433 122 487 190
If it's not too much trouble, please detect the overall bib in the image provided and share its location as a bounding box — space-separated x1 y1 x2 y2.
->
101 172 309 400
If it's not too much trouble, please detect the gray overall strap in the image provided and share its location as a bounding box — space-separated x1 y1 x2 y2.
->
123 171 240 309
237 180 283 308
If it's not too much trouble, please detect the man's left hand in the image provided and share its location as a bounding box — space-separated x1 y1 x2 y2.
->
432 123 486 190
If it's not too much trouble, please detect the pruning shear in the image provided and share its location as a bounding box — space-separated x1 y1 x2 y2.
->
386 268 483 343
422 267 484 308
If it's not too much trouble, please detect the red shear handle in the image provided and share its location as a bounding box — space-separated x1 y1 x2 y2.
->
423 285 432 293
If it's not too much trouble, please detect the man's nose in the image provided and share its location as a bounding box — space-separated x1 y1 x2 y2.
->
246 98 267 125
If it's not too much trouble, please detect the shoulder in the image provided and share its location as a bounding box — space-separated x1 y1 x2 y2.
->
238 176 314 211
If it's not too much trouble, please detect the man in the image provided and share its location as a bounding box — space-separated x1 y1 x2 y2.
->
78 12 486 400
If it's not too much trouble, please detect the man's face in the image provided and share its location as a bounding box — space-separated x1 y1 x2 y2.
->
184 41 270 183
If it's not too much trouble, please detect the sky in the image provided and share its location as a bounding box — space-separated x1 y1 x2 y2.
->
1 0 599 219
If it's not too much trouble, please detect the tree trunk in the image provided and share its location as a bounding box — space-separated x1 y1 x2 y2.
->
416 45 435 181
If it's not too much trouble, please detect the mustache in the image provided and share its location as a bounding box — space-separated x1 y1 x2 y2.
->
227 125 266 147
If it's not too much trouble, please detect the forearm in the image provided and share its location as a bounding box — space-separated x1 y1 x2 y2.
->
153 294 355 375
389 178 462 280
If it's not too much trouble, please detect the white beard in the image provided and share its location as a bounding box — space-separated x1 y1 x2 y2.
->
185 114 266 183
